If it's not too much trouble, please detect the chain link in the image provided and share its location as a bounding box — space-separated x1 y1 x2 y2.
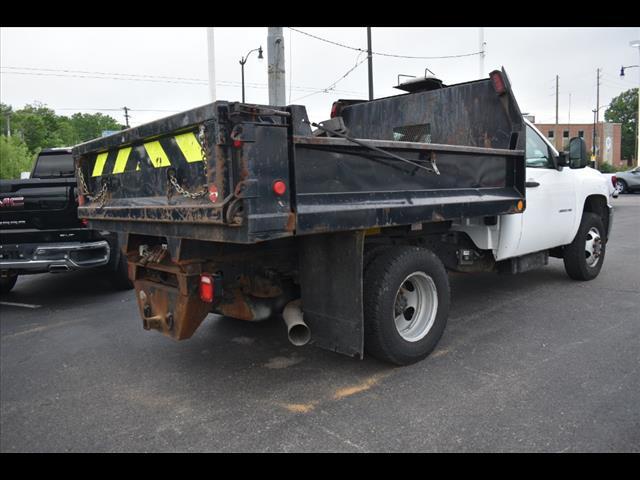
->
167 124 210 199
77 167 108 208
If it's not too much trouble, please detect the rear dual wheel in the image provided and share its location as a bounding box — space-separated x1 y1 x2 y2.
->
364 246 450 365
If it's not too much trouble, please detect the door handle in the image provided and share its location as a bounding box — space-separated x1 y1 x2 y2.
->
525 181 540 188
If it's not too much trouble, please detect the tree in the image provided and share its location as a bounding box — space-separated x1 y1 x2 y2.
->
70 112 123 143
6 102 123 153
0 136 35 179
605 88 638 162
1 103 13 136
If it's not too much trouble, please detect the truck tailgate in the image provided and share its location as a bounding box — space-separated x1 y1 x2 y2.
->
73 102 294 244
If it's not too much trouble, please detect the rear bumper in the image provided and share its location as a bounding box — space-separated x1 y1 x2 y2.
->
0 240 110 274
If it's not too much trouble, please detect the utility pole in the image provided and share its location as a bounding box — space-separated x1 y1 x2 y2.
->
479 27 486 78
367 27 374 101
595 68 601 162
267 27 286 106
123 107 130 128
5 112 10 137
555 75 559 149
206 27 217 102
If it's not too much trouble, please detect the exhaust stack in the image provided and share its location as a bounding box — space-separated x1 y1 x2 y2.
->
283 299 310 346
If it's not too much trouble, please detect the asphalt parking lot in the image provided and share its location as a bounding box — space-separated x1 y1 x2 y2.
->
1 195 638 452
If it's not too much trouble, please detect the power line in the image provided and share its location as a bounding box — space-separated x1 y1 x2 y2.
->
291 54 369 103
1 66 363 96
288 27 483 60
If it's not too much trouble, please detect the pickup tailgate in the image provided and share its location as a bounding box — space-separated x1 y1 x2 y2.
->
0 177 78 230
73 102 294 244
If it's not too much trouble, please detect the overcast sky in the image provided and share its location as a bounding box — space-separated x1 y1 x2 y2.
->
1 27 639 129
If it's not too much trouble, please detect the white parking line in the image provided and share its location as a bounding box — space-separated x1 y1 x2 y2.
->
0 301 42 309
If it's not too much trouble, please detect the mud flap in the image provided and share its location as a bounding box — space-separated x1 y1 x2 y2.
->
298 230 365 358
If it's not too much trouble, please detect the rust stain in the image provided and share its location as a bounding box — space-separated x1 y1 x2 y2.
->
332 372 390 400
429 347 451 358
263 356 304 369
280 402 318 414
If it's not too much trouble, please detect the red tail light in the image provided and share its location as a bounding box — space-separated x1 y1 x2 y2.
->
81 218 89 227
233 139 243 148
208 184 219 203
272 180 287 196
611 175 617 188
78 194 85 206
199 274 215 303
330 102 340 118
490 70 507 96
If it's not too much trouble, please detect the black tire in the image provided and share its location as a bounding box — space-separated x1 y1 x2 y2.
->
363 244 391 272
363 246 450 365
0 275 18 294
109 250 134 290
563 212 606 281
616 179 627 194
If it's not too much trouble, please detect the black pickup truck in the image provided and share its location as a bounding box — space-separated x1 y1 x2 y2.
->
0 148 132 293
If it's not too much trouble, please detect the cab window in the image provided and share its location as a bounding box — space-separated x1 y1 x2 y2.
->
525 125 553 168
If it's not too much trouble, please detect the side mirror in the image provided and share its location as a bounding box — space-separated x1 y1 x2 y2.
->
569 137 588 169
557 152 569 167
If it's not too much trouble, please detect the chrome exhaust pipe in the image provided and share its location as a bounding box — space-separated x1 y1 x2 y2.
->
282 299 310 346
49 265 70 273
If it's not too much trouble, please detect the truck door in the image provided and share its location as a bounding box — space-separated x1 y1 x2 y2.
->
516 125 576 256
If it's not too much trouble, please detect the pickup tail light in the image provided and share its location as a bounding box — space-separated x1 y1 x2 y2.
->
489 70 507 96
611 175 617 188
199 274 215 303
330 102 340 118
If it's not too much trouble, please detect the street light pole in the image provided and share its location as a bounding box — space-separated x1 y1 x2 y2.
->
239 46 263 103
625 40 640 167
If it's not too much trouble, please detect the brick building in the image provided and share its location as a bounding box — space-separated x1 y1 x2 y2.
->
533 122 627 168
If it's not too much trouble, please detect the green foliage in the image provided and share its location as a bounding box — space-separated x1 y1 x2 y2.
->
0 135 36 179
604 88 638 161
597 162 631 173
0 102 124 179
3 102 123 153
69 112 122 143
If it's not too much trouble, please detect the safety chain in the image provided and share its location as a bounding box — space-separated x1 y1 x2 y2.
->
77 167 108 208
167 124 210 199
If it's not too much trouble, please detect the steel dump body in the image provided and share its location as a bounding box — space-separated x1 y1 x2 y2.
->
74 76 526 242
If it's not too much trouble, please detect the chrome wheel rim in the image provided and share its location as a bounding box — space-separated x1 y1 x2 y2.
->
393 272 438 342
585 226 602 268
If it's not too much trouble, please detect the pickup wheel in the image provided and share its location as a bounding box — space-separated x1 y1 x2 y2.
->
0 275 18 294
363 246 450 365
563 212 606 281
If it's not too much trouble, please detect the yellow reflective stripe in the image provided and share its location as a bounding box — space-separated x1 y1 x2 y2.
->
174 132 203 163
143 141 171 168
91 152 109 177
112 147 132 174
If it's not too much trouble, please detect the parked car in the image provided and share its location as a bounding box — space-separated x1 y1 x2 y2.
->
0 148 133 293
615 166 640 193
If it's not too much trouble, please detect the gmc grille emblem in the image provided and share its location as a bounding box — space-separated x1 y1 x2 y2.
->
0 197 25 208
